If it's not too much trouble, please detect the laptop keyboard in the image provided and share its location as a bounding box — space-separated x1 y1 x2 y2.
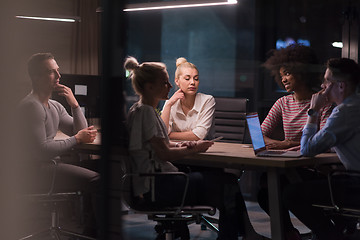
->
258 150 287 156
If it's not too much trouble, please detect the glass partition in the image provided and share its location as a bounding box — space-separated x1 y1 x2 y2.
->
124 0 359 116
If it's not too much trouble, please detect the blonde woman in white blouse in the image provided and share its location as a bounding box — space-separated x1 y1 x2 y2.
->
161 57 215 141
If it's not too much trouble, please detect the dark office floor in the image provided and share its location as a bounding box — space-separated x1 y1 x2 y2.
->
122 201 312 240
16 200 85 240
17 200 360 240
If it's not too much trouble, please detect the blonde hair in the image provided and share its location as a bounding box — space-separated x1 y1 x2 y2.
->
174 57 198 79
124 56 167 96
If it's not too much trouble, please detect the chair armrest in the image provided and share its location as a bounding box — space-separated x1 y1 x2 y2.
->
18 159 59 197
47 159 58 195
122 172 189 215
327 170 360 210
314 162 345 175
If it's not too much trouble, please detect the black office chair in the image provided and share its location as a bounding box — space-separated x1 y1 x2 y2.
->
213 97 249 143
213 97 250 176
312 170 360 237
18 160 96 240
120 157 219 240
199 97 250 230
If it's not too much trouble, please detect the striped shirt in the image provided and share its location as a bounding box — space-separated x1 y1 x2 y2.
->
261 94 334 142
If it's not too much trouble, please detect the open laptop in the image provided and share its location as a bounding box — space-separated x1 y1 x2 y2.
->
246 112 302 158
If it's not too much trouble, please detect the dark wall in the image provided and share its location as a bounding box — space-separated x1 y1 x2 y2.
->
123 0 358 118
0 0 76 104
124 1 257 99
52 74 102 118
254 0 356 121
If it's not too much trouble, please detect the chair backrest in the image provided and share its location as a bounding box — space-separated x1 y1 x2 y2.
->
214 97 248 143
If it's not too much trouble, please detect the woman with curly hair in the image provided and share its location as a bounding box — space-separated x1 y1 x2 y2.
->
258 44 334 240
261 44 333 149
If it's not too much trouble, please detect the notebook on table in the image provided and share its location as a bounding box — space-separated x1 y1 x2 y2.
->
246 112 302 158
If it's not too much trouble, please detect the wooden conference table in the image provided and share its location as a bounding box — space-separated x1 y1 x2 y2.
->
181 142 339 240
58 132 339 240
55 130 101 154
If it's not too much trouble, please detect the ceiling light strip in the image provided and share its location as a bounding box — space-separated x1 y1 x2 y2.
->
124 0 237 12
15 15 76 23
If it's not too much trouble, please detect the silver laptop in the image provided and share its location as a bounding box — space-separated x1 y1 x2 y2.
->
246 112 302 158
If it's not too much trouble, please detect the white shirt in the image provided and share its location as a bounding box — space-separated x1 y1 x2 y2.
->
163 93 215 140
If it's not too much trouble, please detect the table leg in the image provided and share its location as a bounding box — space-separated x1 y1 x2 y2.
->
267 168 285 240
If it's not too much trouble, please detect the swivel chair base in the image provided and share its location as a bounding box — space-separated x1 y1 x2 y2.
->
19 210 96 240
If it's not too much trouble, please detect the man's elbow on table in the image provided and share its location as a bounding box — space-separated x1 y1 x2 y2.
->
300 146 316 157
300 137 317 157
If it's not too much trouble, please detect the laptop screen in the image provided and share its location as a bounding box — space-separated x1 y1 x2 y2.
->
246 113 266 151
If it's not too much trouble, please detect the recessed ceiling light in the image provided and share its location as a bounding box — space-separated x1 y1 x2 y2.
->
332 42 343 48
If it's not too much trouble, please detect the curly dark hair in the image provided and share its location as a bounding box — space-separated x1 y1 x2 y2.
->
263 44 322 91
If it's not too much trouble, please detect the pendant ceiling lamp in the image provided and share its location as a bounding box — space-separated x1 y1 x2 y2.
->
124 0 237 12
